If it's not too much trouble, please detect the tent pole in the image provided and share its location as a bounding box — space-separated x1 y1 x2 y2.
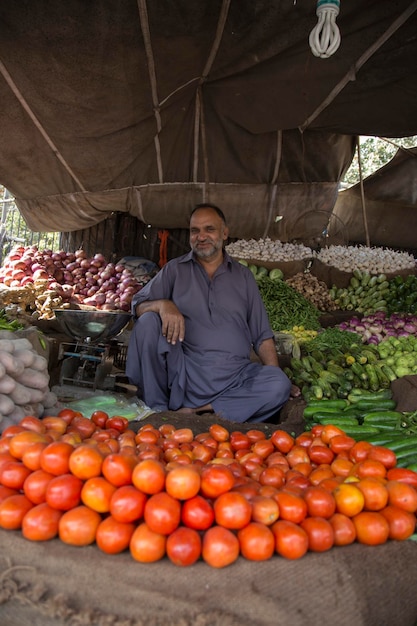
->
357 137 370 247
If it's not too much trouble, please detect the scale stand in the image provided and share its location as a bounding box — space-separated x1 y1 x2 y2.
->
58 337 116 391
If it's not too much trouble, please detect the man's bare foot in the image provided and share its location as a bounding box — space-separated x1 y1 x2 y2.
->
174 407 194 415
174 403 214 415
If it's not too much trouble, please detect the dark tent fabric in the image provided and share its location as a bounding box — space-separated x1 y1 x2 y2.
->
0 1 416 238
333 147 417 249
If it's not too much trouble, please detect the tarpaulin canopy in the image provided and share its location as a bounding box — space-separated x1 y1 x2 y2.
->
0 1 416 240
333 147 417 250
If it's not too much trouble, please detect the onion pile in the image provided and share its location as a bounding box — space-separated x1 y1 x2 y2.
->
339 311 417 345
0 246 148 312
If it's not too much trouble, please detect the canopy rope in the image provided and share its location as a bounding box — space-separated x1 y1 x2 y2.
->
357 137 370 248
137 0 164 183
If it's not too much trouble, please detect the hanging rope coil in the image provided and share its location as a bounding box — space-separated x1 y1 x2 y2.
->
309 0 341 59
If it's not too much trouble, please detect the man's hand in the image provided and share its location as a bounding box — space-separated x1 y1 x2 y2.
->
159 301 185 344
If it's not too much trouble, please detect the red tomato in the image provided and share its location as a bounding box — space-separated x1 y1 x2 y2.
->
106 416 129 433
110 485 148 523
380 505 417 541
132 459 166 495
0 485 19 504
274 491 308 524
251 495 280 526
352 511 390 545
90 410 109 429
201 525 240 568
213 491 252 530
95 515 135 554
101 452 137 487
308 444 335 466
258 466 286 489
199 464 235 499
0 494 33 529
302 485 336 519
18 416 47 434
144 491 181 535
286 445 310 468
366 445 397 470
23 469 55 505
181 494 215 531
40 441 74 476
68 443 104 480
209 424 230 443
329 512 357 546
81 476 117 513
22 502 63 541
165 465 201 500
166 526 202 566
386 468 417 488
271 520 309 560
0 460 32 490
237 522 275 561
386 480 417 513
45 473 84 511
8 431 50 460
229 431 251 451
130 522 166 563
59 505 102 546
356 477 389 512
300 516 334 552
270 429 294 454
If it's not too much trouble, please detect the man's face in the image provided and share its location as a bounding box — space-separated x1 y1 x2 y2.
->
189 208 229 260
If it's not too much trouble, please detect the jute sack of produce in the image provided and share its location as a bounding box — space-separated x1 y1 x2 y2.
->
310 258 416 289
391 375 417 412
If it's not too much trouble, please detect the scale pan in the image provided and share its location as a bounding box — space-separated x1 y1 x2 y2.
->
55 309 132 343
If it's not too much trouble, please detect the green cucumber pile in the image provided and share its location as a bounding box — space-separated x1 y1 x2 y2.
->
303 390 417 470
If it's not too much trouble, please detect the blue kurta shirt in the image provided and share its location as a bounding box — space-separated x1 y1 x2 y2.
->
131 251 274 405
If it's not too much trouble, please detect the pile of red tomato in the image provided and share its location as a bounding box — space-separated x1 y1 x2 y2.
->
0 409 416 568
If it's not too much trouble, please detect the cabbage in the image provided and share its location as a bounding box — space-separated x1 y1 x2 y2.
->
269 268 284 281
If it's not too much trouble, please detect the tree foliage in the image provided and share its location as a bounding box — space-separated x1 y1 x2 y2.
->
343 136 417 187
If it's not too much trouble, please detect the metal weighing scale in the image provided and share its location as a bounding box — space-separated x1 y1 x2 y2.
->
54 309 132 393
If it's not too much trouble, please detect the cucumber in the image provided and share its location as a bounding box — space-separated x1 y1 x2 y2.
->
353 399 397 411
348 389 393 402
314 416 359 426
363 433 405 446
391 445 417 461
362 411 403 424
395 453 417 468
305 398 349 409
340 425 381 439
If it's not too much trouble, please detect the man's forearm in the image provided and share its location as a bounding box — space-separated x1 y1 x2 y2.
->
135 299 167 317
257 338 279 367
